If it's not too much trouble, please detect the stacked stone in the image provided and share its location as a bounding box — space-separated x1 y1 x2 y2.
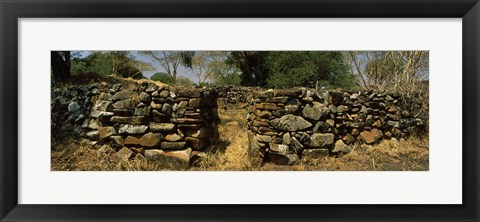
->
214 85 253 107
82 82 220 166
51 83 108 140
247 88 423 165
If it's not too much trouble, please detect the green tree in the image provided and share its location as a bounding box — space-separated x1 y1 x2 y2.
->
141 51 194 84
266 51 354 89
150 72 173 84
224 51 270 87
70 51 151 79
207 60 241 85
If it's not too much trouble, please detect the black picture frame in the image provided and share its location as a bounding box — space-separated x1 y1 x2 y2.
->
1 0 479 221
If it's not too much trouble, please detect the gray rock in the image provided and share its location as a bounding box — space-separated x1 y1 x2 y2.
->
160 89 170 98
118 124 148 134
307 133 334 148
93 100 113 111
387 120 400 128
255 135 272 143
134 107 150 116
302 149 329 158
145 148 192 169
290 137 304 154
282 132 291 145
110 135 124 148
270 115 312 131
332 139 351 154
149 123 175 132
313 121 330 133
68 102 81 112
161 142 187 150
86 130 99 140
139 92 151 103
98 127 117 140
247 131 264 166
284 98 301 114
113 99 135 109
116 147 134 161
112 90 133 101
302 102 327 120
161 103 173 115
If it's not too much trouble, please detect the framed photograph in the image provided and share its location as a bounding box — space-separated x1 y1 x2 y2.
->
1 0 479 221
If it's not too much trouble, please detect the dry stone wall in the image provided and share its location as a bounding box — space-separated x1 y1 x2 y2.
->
214 85 254 108
247 88 425 165
52 81 220 167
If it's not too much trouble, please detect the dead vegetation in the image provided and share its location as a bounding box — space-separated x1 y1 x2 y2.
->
51 107 428 171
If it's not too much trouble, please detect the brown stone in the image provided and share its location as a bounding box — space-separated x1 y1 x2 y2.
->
112 99 135 109
255 135 272 143
255 103 278 110
124 132 163 147
170 118 202 124
253 120 270 127
255 110 272 118
253 90 274 98
360 129 383 144
149 123 175 132
165 133 183 142
161 141 187 150
185 137 207 150
188 98 202 107
98 127 116 140
342 134 356 144
116 147 134 161
144 148 192 169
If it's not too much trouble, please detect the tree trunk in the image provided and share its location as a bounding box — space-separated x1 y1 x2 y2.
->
51 51 71 82
173 67 177 85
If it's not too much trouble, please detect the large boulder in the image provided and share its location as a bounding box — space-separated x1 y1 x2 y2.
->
307 133 334 148
302 102 327 121
270 115 312 131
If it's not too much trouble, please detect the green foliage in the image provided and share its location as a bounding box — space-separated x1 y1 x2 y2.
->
225 51 269 87
150 72 173 84
207 60 242 86
266 51 355 89
69 51 148 79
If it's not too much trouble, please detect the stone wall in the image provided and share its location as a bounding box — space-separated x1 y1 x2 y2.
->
52 81 220 167
246 88 424 165
214 85 253 108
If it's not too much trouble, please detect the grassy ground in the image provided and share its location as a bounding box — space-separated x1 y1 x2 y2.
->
51 107 429 171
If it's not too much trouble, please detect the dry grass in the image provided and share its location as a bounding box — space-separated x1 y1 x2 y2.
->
51 107 428 171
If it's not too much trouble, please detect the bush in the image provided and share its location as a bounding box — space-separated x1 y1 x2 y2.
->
150 72 173 84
